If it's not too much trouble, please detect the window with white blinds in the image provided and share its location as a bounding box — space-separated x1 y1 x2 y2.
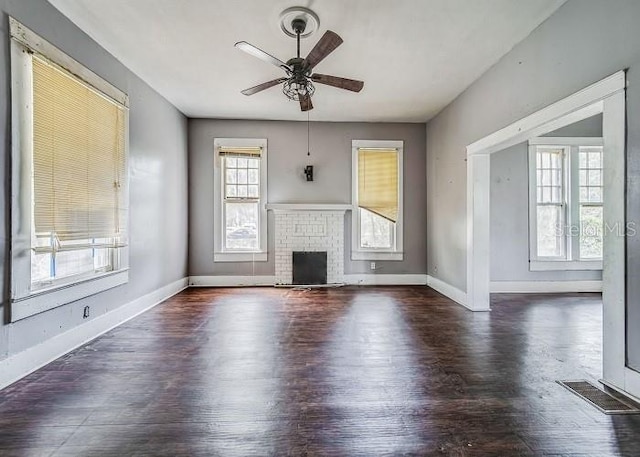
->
32 56 128 246
10 18 130 316
351 140 404 261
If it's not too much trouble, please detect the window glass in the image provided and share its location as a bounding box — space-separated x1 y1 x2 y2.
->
360 208 393 249
225 202 258 250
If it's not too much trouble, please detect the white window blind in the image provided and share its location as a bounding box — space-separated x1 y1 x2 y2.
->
32 56 127 247
357 148 399 223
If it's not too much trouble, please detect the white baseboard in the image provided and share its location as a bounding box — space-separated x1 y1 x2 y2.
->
490 280 602 293
343 274 427 285
426 275 469 308
189 275 276 287
189 274 428 287
0 277 188 391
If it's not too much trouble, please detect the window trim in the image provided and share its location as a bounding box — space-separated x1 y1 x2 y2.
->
351 140 404 261
528 136 603 271
213 138 268 262
9 18 129 321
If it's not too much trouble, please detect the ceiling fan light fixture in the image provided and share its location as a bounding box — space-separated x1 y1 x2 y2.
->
283 78 315 101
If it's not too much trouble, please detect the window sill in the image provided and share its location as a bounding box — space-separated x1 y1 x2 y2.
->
11 269 129 322
214 251 268 262
529 260 602 271
351 251 403 261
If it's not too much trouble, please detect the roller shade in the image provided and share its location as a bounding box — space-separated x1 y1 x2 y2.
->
32 56 127 243
218 146 262 158
357 148 398 223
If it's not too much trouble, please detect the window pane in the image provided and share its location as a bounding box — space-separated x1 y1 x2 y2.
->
31 252 52 283
226 169 237 184
360 208 393 249
588 188 602 202
237 185 248 198
93 248 111 270
247 158 259 169
237 158 247 168
537 205 563 257
541 153 549 169
580 206 603 259
248 185 259 198
226 185 237 197
55 249 94 279
226 157 237 168
248 169 259 185
580 187 588 202
225 202 258 250
588 170 601 186
579 152 587 168
579 170 587 186
588 152 602 168
237 169 248 184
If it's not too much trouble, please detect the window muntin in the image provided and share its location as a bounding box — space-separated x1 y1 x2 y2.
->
351 140 403 260
529 139 603 267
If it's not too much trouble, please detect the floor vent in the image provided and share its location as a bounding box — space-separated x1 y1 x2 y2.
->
557 380 640 415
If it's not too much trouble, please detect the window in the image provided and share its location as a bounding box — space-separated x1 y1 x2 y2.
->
10 19 129 321
214 139 267 262
528 137 603 270
352 140 403 261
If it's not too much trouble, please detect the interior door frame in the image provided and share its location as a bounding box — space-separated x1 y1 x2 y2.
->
465 71 639 400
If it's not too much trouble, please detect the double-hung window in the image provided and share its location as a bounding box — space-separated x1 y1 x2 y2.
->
351 140 403 261
10 19 129 321
528 137 603 270
214 139 267 262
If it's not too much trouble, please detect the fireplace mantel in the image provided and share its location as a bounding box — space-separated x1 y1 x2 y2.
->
266 203 352 212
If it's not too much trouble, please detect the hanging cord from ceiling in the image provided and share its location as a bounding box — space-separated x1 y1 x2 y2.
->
307 111 311 156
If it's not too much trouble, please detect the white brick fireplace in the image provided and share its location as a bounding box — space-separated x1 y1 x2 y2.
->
267 204 351 285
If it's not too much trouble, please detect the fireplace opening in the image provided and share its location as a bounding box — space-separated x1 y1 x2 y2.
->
292 251 327 285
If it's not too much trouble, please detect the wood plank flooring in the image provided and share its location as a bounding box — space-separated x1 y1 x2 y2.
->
0 286 639 456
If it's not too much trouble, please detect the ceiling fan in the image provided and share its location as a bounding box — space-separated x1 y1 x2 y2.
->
234 14 364 112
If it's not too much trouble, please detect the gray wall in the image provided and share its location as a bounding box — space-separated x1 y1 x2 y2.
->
0 1 189 361
189 119 426 276
425 0 640 371
490 115 603 282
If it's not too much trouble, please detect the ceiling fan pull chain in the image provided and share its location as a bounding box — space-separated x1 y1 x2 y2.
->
307 111 311 156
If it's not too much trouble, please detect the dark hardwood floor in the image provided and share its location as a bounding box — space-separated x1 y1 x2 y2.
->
1 286 639 456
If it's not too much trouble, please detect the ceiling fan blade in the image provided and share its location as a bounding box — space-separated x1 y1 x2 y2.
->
241 78 287 96
311 73 364 92
299 94 313 111
304 30 343 69
235 41 291 72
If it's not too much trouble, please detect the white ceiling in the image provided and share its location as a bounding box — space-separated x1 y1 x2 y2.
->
48 0 565 123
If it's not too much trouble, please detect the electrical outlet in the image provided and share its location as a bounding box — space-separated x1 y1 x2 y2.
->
370 262 376 270
83 306 90 319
